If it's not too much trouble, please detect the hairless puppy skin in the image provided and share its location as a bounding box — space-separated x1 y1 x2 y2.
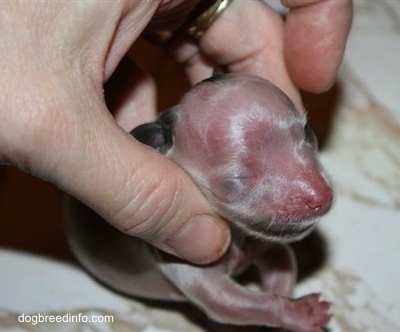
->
67 74 333 331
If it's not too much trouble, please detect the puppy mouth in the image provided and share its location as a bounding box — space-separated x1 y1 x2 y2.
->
243 219 317 242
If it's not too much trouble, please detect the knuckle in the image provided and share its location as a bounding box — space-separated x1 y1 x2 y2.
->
112 162 187 241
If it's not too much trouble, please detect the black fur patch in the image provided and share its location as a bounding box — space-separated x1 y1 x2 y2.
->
130 109 176 155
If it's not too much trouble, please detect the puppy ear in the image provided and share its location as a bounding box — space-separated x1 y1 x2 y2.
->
130 108 176 154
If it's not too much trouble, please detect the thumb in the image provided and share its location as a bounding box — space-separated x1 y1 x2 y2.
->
1 74 230 265
81 118 231 265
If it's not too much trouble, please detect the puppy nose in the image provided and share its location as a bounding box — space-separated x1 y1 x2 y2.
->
305 185 333 214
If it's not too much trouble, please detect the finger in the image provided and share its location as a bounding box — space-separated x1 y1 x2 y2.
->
172 0 303 108
1 73 230 265
282 0 353 92
168 37 215 85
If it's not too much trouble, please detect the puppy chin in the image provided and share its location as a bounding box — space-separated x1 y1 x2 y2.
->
239 218 318 243
273 223 317 243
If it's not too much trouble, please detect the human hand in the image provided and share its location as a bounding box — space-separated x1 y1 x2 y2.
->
170 0 353 108
0 0 352 265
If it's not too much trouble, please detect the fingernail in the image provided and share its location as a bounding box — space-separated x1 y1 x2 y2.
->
167 215 230 265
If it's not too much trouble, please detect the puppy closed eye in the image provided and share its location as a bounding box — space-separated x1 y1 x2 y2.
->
213 176 251 202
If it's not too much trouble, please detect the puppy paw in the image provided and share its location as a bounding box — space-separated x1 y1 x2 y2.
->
281 293 331 332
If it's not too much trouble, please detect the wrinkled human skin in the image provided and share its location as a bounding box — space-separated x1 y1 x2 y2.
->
68 74 333 331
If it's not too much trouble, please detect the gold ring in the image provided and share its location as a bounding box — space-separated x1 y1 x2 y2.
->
186 0 232 39
144 0 233 45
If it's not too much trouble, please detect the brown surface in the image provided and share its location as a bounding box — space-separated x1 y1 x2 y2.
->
0 166 72 261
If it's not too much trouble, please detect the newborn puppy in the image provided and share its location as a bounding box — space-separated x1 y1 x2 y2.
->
67 74 333 331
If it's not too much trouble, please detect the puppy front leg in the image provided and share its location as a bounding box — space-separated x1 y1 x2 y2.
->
159 259 329 331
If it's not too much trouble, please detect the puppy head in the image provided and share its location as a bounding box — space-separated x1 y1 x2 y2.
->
171 74 333 242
